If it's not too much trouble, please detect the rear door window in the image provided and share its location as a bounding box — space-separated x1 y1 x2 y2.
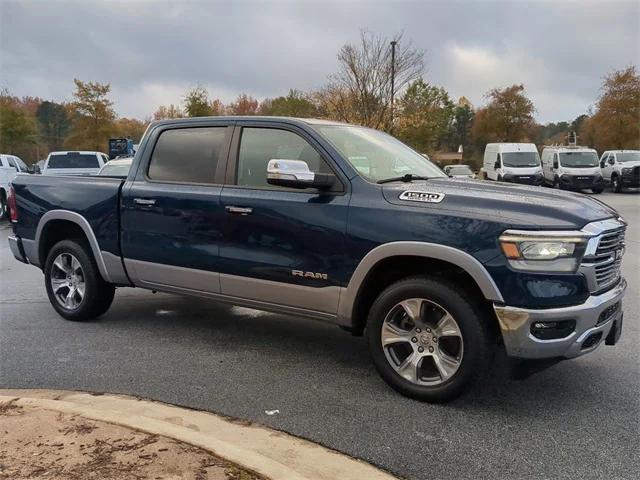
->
147 127 227 184
48 153 100 169
7 157 18 171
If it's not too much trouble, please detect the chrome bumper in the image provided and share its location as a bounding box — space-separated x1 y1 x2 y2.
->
8 235 28 264
494 278 626 359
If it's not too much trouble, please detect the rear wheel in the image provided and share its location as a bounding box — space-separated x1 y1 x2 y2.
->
0 192 7 220
366 276 493 402
611 175 622 193
44 239 115 321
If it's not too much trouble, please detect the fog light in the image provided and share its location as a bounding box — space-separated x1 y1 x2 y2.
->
530 320 576 340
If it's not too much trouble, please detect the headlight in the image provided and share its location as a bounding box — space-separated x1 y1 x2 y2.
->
499 232 588 272
622 167 632 174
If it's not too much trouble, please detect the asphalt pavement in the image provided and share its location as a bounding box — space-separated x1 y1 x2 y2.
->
1 191 638 480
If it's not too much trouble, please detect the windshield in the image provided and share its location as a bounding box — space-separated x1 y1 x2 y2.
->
99 163 131 176
314 125 445 182
48 153 99 169
559 151 598 168
617 152 640 163
447 166 473 175
501 152 540 168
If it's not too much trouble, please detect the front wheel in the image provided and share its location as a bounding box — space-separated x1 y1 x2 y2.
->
611 175 622 193
44 239 115 321
591 186 604 194
0 193 7 220
366 276 493 402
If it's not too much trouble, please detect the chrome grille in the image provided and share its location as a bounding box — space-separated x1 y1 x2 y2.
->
581 226 625 293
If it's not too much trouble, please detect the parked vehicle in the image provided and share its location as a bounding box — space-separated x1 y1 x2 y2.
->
98 158 133 177
599 150 640 192
443 164 475 179
541 146 604 193
43 151 108 177
108 138 135 159
0 154 28 219
482 143 543 185
8 117 627 402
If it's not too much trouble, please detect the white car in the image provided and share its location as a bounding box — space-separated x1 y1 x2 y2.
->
443 164 475 179
43 151 109 176
98 157 133 177
0 154 28 219
541 146 604 193
482 143 543 185
599 150 640 192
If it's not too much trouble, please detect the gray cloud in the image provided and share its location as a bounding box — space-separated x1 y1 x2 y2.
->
1 0 638 123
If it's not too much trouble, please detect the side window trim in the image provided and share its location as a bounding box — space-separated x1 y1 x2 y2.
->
142 124 233 186
225 123 345 193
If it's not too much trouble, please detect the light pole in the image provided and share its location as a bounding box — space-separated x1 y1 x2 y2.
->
390 40 397 134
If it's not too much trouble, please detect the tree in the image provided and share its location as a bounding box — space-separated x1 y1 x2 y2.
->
260 90 317 117
115 118 148 143
0 92 37 153
65 79 116 151
36 101 70 151
580 66 640 151
450 98 474 151
471 84 535 144
210 99 226 116
153 104 184 120
324 30 424 130
183 86 212 117
228 93 259 115
395 79 454 153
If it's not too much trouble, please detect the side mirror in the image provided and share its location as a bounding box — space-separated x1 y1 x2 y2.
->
608 157 615 165
553 160 558 169
267 159 335 190
600 160 605 168
494 160 500 169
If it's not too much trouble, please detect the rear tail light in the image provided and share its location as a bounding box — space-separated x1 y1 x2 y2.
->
7 184 18 222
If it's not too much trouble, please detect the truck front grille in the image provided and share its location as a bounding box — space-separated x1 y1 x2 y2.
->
581 227 625 293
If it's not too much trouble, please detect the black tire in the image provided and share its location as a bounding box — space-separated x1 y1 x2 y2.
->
497 175 503 182
44 239 115 321
591 186 604 194
366 276 494 402
0 191 7 220
553 176 559 189
611 175 622 193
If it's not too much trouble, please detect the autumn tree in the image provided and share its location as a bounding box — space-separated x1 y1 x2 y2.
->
580 66 640 151
36 101 70 151
228 93 259 115
210 99 226 116
153 104 184 120
183 86 212 117
0 90 37 154
395 79 454 153
65 79 116 151
324 30 423 130
471 84 536 145
115 118 148 143
260 90 317 117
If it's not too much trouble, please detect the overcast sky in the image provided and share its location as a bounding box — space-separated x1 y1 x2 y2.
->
1 0 638 123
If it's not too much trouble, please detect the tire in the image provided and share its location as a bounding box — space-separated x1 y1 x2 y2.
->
44 239 115 321
497 175 503 182
366 276 494 402
591 187 603 194
552 176 559 189
611 175 622 193
0 191 7 220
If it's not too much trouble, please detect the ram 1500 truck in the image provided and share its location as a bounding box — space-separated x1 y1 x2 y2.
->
7 117 627 402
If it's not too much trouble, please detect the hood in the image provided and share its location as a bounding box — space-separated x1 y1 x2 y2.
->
382 177 618 230
619 161 640 169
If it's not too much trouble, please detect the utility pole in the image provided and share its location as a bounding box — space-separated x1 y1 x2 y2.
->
390 40 397 135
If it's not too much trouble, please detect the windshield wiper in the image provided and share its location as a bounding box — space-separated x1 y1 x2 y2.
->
377 174 434 184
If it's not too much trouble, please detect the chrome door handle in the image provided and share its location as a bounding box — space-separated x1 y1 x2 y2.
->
225 206 253 215
133 198 156 206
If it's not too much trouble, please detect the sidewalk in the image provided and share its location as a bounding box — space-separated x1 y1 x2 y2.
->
0 390 398 480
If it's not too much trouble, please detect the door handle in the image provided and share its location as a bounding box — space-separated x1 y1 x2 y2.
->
133 198 156 206
225 206 253 215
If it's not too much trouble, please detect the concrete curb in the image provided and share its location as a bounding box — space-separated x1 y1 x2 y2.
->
0 389 397 480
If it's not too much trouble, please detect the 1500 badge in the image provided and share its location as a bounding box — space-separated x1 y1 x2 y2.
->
399 191 445 203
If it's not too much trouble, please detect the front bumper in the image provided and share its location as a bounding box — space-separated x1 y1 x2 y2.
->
504 175 544 186
560 175 603 189
8 235 28 264
494 278 626 359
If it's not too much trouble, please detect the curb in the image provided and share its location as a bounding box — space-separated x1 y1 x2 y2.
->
0 389 397 480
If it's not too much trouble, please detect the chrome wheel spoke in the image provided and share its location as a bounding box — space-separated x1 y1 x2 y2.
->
65 287 77 308
399 299 423 325
396 351 421 383
51 277 68 294
53 256 70 275
435 313 461 338
71 256 82 275
432 350 461 381
381 321 412 346
76 282 86 299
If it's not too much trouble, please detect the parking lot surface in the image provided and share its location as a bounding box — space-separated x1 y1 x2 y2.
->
1 191 638 480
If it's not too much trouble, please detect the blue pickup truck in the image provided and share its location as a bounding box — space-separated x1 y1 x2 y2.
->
7 117 627 402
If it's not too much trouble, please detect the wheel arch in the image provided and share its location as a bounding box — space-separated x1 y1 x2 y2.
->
337 242 504 333
35 210 113 283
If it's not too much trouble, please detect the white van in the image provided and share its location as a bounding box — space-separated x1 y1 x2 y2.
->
541 146 604 193
599 150 640 192
482 143 543 185
0 154 28 219
43 151 108 176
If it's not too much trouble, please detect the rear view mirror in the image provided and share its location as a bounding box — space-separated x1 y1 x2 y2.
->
267 159 335 190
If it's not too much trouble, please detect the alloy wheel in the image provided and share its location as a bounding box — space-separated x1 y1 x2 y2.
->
50 253 86 310
381 298 464 386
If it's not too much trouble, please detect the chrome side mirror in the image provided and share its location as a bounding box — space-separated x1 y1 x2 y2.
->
267 159 334 189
